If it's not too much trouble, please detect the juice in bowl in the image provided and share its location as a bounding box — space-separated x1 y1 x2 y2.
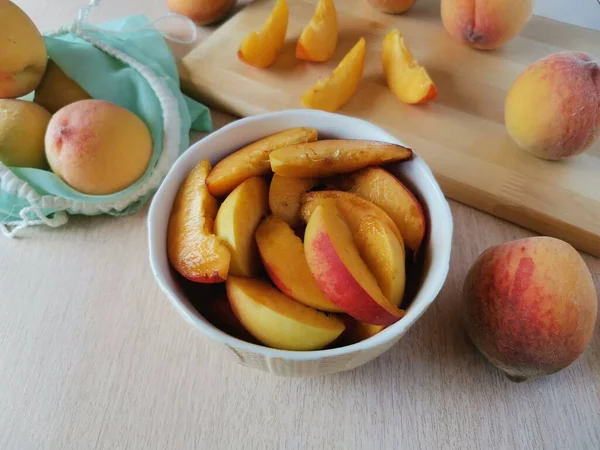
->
147 109 453 377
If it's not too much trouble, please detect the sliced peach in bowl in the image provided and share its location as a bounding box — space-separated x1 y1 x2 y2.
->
226 276 346 351
300 190 403 242
167 160 231 283
149 109 453 377
382 29 437 105
268 174 320 227
296 0 338 62
301 37 366 112
269 139 412 178
256 215 342 312
214 177 269 277
354 215 406 307
238 0 289 68
207 127 317 197
304 202 406 326
344 167 426 254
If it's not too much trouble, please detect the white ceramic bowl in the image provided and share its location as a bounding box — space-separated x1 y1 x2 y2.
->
148 109 453 377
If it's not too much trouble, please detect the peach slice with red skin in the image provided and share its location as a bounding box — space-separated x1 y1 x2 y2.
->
226 276 346 351
301 37 366 112
304 202 406 326
382 29 437 105
300 190 403 242
214 176 269 277
167 160 231 283
269 139 412 178
238 0 289 68
256 215 342 312
344 167 426 253
296 0 338 62
207 127 318 197
302 197 406 307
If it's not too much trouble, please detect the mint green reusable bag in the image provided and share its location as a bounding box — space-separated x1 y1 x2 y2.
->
0 9 212 237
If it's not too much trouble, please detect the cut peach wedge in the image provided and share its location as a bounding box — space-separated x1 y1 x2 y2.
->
300 190 403 242
167 160 231 283
226 276 346 351
206 127 317 197
238 0 289 68
382 29 437 105
269 139 412 178
296 0 338 62
301 37 366 112
268 174 319 227
302 197 406 307
352 322 386 341
304 202 406 326
256 216 342 312
345 167 426 253
354 215 406 307
214 177 269 277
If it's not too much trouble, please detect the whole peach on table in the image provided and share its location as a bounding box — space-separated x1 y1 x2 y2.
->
462 236 597 382
505 52 600 160
45 99 152 195
0 0 48 98
0 99 51 169
367 0 415 14
167 0 236 25
441 0 533 50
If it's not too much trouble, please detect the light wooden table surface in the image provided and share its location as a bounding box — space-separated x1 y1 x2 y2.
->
2 1 599 449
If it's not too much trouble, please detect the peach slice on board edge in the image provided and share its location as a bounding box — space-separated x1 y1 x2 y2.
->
167 160 231 283
296 0 338 62
238 0 289 68
301 37 366 112
382 29 437 105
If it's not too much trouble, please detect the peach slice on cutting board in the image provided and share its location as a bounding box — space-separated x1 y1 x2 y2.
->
214 177 269 277
268 174 320 227
256 215 342 312
300 190 403 242
206 127 318 197
301 37 366 112
238 0 289 68
344 167 426 254
296 0 338 62
167 160 231 283
226 276 346 351
304 202 406 326
269 139 412 178
382 29 437 105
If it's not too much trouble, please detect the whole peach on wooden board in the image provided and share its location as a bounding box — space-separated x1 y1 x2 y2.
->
441 0 533 50
167 0 236 25
0 1 48 99
462 237 598 382
34 60 91 114
0 99 50 169
505 52 600 161
45 99 152 195
367 0 415 14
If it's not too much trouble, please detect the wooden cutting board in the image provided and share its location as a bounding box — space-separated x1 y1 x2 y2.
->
177 0 600 257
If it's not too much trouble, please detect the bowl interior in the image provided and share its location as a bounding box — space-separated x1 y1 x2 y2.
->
148 109 453 359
